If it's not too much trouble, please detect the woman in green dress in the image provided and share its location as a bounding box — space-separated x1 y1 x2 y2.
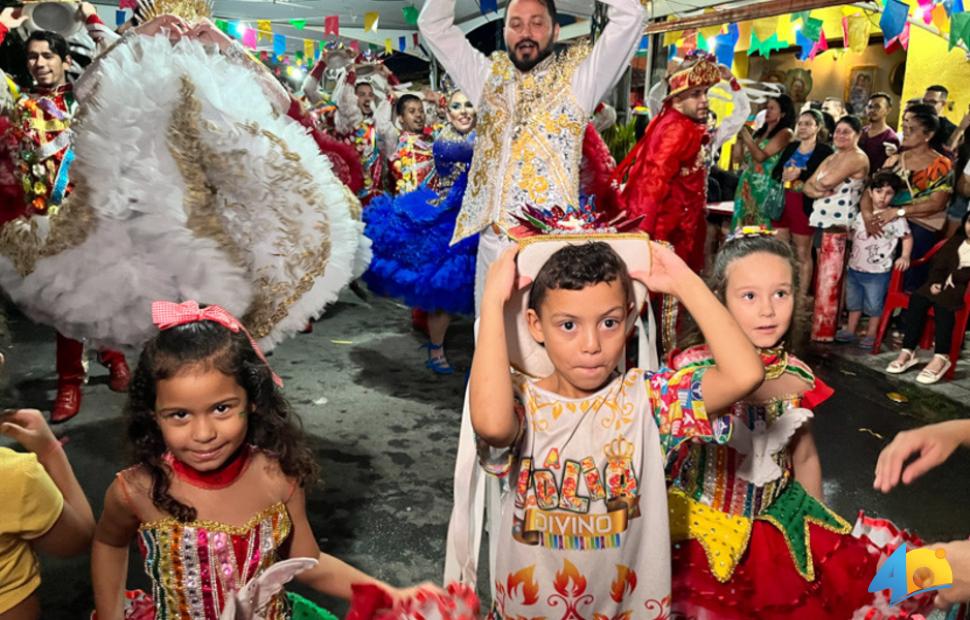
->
733 94 796 228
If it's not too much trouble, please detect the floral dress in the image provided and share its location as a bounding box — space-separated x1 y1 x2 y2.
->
733 137 785 228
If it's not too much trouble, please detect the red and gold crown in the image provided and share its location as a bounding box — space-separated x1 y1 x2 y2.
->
666 51 721 99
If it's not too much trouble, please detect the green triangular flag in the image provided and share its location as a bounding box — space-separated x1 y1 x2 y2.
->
402 6 419 25
790 11 809 23
950 12 970 50
802 16 823 41
289 19 307 30
215 19 228 32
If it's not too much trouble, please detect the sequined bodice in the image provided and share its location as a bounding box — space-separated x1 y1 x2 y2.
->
669 396 798 519
432 127 475 194
137 502 292 619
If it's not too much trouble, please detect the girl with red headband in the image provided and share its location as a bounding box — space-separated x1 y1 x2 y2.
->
90 301 440 619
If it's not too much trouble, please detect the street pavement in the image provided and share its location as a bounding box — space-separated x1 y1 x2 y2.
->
0 290 968 618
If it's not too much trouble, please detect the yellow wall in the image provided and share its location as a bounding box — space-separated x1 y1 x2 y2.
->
901 27 970 127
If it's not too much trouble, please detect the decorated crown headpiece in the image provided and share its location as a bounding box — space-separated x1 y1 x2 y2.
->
136 0 212 23
724 225 777 243
509 199 644 240
666 50 721 100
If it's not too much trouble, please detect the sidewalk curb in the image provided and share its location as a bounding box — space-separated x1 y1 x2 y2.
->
808 346 967 422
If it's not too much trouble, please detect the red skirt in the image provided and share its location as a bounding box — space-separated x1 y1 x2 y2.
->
671 520 878 619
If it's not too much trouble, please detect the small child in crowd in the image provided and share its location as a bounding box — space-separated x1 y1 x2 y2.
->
837 172 912 348
1 409 95 619
469 237 763 618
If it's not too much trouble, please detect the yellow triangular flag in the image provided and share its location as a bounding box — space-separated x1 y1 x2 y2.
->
257 19 271 41
845 14 871 54
752 17 775 41
384 38 392 54
304 38 315 59
663 29 683 46
776 15 795 44
364 11 379 32
699 24 722 39
932 3 949 33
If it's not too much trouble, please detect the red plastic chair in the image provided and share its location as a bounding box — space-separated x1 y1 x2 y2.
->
872 238 970 381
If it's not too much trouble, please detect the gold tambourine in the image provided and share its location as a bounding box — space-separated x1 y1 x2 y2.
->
21 1 82 38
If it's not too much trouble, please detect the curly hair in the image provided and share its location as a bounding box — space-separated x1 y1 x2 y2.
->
125 320 318 522
528 242 634 316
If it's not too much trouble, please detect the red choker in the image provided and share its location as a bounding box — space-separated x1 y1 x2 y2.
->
165 445 252 489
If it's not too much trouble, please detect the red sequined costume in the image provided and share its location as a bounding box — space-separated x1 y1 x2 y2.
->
614 52 724 273
0 20 129 422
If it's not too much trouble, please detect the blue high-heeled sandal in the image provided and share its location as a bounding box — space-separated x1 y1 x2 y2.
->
422 343 454 375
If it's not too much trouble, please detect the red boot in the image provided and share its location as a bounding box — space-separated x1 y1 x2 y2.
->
53 333 85 423
411 309 428 335
99 350 131 392
50 382 81 424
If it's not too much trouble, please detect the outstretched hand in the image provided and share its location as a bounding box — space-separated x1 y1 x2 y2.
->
873 420 968 493
135 14 190 43
0 7 27 30
637 241 694 296
0 409 59 456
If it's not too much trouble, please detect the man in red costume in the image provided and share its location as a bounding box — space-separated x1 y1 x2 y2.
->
0 9 130 422
615 51 738 272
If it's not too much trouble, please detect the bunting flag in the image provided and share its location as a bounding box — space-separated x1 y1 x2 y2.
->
662 29 682 46
480 0 498 14
916 0 934 24
115 9 126 25
227 21 242 37
289 19 306 30
638 34 649 52
950 11 970 48
398 35 406 51
667 44 678 61
413 32 420 47
796 28 814 60
802 16 823 41
714 23 739 67
880 0 909 44
324 15 339 35
257 19 271 41
944 0 965 17
273 33 286 57
304 38 315 59
118 0 136 9
842 14 871 53
932 4 950 32
776 16 796 45
215 19 228 32
790 11 809 23
350 40 361 54
403 6 419 25
752 17 776 41
382 38 390 54
364 12 379 31
259 50 268 61
699 24 722 39
809 28 828 59
242 28 257 49
748 32 785 57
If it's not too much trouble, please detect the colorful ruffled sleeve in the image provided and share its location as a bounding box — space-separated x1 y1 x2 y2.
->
645 366 732 462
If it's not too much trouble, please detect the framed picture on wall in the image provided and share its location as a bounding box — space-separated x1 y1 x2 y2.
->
846 65 878 115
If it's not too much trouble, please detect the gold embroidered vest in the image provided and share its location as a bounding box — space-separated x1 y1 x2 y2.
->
451 46 589 244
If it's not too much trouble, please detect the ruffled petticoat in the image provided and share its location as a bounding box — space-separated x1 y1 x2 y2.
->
363 172 477 316
0 33 367 352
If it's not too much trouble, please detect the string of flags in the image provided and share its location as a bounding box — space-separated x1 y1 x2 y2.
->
113 2 430 65
662 0 968 66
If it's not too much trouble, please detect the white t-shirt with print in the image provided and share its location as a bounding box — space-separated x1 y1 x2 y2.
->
849 212 910 274
481 366 730 620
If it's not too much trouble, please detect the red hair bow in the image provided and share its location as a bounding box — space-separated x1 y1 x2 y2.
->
151 300 283 387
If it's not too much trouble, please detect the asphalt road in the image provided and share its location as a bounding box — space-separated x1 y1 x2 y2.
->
0 291 967 618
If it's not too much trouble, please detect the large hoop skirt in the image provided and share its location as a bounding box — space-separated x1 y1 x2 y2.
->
0 33 368 352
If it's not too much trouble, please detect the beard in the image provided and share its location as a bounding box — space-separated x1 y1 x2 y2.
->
507 38 554 72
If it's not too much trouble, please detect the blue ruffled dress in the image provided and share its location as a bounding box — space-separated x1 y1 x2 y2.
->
363 127 478 315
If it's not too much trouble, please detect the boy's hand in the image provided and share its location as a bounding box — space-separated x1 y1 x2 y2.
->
638 242 693 296
0 409 59 456
481 246 523 309
894 256 911 271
